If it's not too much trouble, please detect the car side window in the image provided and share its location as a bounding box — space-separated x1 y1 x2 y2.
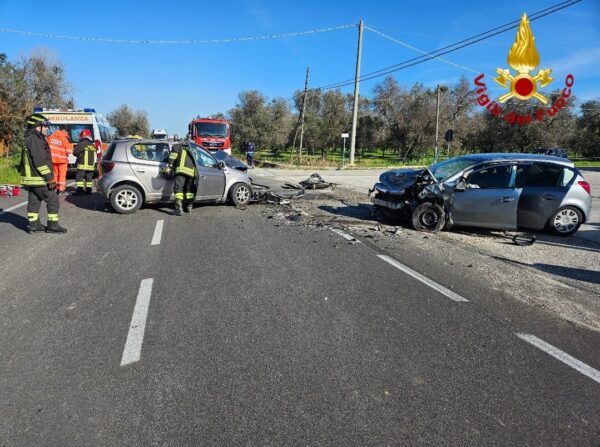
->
130 143 170 162
559 168 576 187
517 163 563 187
466 165 513 189
195 150 217 168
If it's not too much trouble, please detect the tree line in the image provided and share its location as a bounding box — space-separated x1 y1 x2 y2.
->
227 77 600 160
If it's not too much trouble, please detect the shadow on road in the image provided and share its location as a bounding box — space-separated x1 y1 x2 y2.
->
64 194 113 213
0 211 28 232
317 202 380 223
493 256 600 285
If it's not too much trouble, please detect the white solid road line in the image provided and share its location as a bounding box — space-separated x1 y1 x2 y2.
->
377 254 469 302
120 278 154 366
0 181 76 217
516 333 600 385
151 219 164 246
0 201 27 217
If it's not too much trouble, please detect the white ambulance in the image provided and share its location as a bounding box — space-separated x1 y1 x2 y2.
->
36 107 116 173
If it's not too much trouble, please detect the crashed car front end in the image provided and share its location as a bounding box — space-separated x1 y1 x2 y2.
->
369 168 441 214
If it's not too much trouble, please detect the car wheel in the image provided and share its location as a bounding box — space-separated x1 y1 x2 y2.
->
229 182 252 207
110 184 143 214
411 202 445 232
548 206 582 236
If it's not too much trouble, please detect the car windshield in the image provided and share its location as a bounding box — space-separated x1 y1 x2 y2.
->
47 124 94 143
428 157 480 182
195 122 228 137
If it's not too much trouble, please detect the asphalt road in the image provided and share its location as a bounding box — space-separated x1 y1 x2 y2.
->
1 190 599 446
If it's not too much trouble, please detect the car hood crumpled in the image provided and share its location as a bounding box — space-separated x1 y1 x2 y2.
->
374 168 425 195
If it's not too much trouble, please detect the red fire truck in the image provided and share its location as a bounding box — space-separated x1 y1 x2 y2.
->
188 117 232 154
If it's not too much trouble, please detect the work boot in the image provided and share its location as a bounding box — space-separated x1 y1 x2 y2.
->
27 220 46 234
73 187 84 196
184 202 193 213
173 201 183 216
85 187 93 195
46 221 68 234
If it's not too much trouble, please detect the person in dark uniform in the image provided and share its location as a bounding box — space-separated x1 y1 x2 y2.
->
166 142 197 216
73 129 95 195
21 113 67 234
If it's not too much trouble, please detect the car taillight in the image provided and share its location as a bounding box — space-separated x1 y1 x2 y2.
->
94 139 101 149
578 180 591 195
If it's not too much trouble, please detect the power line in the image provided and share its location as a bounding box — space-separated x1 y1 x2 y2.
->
364 25 483 75
0 24 355 45
317 0 582 91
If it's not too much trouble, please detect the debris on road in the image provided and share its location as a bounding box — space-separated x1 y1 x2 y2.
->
299 173 334 190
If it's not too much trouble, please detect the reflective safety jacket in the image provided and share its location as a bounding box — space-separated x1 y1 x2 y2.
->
21 130 53 187
168 144 196 178
47 130 72 164
73 138 96 171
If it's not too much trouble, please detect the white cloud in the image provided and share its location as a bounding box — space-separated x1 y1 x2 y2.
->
547 48 600 75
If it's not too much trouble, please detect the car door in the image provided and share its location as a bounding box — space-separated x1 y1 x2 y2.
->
127 142 173 200
450 164 519 230
193 147 225 200
516 162 571 230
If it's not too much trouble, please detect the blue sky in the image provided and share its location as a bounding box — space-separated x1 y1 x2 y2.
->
1 0 599 135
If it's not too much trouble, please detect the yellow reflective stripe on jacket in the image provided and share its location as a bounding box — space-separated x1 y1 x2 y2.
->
21 151 46 186
37 164 51 175
168 151 178 160
175 150 195 176
77 145 95 171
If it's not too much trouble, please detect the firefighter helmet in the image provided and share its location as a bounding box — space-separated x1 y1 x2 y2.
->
26 113 51 128
79 129 92 139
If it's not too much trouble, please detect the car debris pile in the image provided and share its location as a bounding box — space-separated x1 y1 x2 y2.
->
250 182 305 205
298 173 334 190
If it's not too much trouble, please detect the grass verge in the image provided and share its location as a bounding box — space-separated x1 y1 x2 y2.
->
0 156 20 184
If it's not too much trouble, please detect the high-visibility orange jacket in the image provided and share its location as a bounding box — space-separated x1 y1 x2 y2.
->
47 130 72 164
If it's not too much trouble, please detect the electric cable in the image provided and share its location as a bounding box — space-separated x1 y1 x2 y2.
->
0 24 355 45
317 0 582 91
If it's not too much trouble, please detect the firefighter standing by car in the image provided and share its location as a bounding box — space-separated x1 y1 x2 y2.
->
21 114 67 234
73 129 95 195
165 142 197 216
46 125 72 194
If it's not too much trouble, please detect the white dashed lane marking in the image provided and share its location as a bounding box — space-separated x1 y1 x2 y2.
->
330 228 359 243
120 278 154 366
151 219 164 246
516 333 600 385
377 254 469 302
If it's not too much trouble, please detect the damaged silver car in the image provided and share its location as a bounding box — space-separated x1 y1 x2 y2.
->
369 153 592 236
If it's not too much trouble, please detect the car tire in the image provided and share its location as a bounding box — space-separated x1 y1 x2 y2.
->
229 182 252 207
411 202 446 232
547 205 582 236
110 184 143 214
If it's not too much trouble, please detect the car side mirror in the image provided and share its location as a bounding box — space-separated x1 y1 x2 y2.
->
455 179 467 191
217 160 226 169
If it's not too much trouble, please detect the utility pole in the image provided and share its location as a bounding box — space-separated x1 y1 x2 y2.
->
349 20 364 166
434 84 440 162
298 66 309 163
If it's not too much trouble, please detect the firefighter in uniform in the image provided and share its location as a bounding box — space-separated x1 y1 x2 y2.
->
21 114 67 234
166 142 197 216
73 129 95 195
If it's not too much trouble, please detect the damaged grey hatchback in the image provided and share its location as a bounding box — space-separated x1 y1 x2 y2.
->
369 153 592 236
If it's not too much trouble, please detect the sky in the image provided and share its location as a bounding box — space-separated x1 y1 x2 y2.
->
1 0 599 135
